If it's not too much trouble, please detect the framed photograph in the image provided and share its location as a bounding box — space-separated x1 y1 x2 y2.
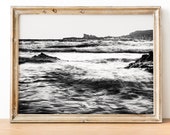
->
11 6 161 123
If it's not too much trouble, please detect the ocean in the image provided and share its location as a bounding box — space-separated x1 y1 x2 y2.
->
18 40 153 114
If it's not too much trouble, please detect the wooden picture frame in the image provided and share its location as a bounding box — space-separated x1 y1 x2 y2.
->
11 6 161 123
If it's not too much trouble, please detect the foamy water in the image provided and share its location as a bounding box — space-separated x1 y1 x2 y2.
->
19 52 153 114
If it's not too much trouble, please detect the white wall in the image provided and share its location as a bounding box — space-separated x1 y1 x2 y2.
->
0 0 169 118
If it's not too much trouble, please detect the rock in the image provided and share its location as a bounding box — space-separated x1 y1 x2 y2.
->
32 52 59 60
126 51 153 73
19 53 60 64
136 51 153 62
83 34 98 39
128 30 153 40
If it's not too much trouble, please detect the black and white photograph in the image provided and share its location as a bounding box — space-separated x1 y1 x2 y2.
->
18 14 154 115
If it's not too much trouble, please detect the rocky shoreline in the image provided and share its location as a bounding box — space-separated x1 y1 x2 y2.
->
126 51 153 73
19 53 60 64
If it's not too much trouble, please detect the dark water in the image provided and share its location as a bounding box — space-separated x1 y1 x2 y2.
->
19 40 153 114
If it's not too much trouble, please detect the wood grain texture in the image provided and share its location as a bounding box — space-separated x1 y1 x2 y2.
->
0 119 170 135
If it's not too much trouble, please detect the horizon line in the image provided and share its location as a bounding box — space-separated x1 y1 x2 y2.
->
19 29 153 40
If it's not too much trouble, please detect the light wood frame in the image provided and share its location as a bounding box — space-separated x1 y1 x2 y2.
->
11 6 161 123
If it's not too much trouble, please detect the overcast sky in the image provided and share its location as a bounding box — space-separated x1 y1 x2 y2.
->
19 14 153 39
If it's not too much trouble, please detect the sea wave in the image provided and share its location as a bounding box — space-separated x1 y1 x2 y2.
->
19 59 153 114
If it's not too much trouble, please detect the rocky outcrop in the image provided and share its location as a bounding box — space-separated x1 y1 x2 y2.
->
83 34 98 39
19 53 60 64
128 30 153 40
59 34 104 42
126 51 153 73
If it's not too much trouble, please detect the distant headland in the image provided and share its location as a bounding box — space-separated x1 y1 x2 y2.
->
19 30 153 42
